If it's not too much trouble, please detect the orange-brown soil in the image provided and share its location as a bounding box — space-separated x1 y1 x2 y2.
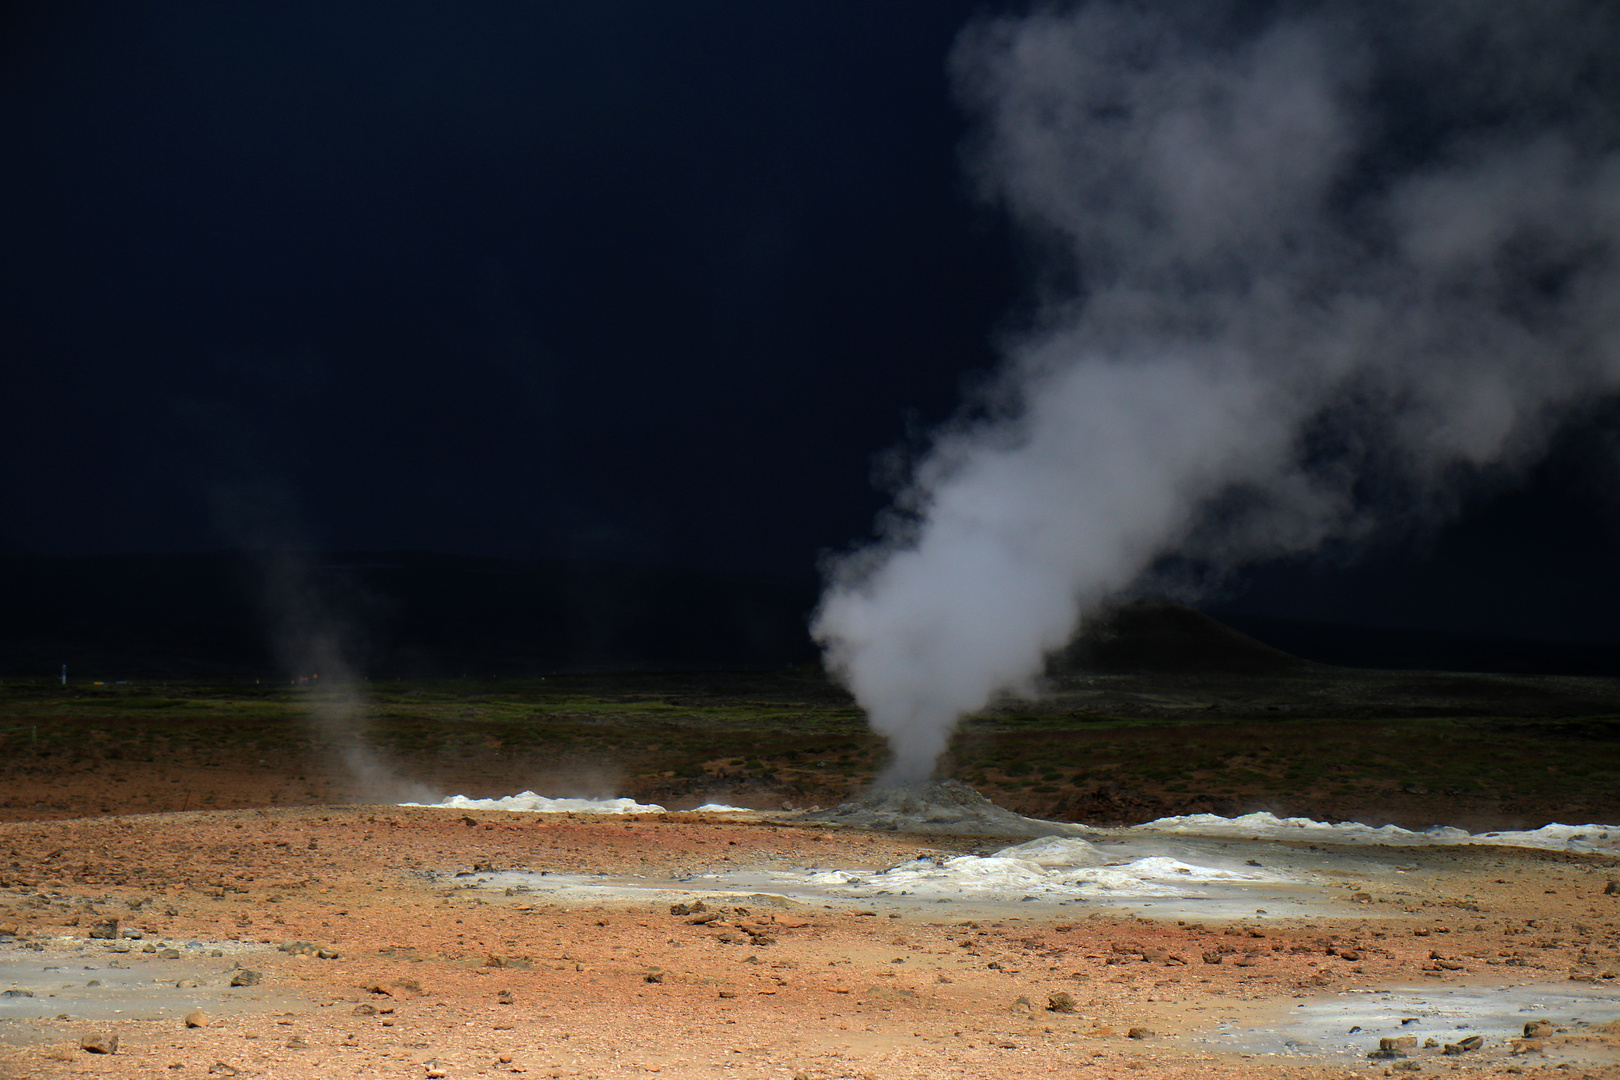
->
4 805 1620 1079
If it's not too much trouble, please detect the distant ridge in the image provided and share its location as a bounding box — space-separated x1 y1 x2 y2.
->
1049 601 1313 676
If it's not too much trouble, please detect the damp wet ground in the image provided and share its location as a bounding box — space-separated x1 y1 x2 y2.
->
0 939 313 1026
1214 982 1620 1064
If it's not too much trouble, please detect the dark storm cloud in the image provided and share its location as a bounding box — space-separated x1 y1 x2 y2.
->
815 0 1620 782
0 2 1010 571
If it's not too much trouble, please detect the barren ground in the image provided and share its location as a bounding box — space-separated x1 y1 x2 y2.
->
2 669 1619 1078
3 804 1620 1080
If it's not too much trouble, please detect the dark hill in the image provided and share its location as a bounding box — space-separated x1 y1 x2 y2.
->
1048 601 1314 676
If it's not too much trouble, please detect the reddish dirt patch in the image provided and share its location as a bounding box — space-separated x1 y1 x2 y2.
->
3 806 1620 1078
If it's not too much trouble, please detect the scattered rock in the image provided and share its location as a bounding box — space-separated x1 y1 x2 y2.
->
645 972 664 984
80 1034 119 1054
207 1064 238 1076
1524 1020 1554 1038
230 970 261 987
1381 1036 1417 1050
1048 991 1076 1013
87 918 119 940
1441 1035 1483 1054
1126 1027 1153 1039
1 989 33 998
496 990 514 1005
286 1035 308 1049
1201 952 1222 964
484 954 507 968
185 1009 209 1028
1604 880 1618 895
279 941 339 960
354 1004 378 1015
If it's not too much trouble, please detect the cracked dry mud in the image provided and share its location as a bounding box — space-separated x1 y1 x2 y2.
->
3 806 1620 1079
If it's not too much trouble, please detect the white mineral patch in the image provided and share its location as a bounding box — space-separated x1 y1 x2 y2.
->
404 791 667 814
689 803 754 812
793 838 1288 901
1133 812 1620 853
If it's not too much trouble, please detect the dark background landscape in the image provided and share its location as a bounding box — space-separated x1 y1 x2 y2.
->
4 550 1620 681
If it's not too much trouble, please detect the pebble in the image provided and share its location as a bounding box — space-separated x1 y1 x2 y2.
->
1047 992 1076 1013
230 969 261 987
185 1009 209 1028
1126 1027 1153 1039
80 1034 119 1054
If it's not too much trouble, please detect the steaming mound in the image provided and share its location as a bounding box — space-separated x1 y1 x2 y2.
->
802 779 1096 838
1049 601 1312 676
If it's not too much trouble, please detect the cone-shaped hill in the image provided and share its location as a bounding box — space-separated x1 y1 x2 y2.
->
1048 601 1315 676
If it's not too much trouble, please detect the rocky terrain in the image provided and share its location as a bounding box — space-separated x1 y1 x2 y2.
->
2 804 1620 1079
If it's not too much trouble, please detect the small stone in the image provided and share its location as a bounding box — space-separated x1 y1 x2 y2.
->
207 1064 238 1076
1 989 33 998
644 972 664 983
1127 1027 1153 1039
185 1009 209 1028
1523 1020 1554 1038
484 954 507 968
1604 880 1619 895
354 1003 378 1015
176 979 198 988
1380 1036 1417 1050
286 1035 308 1049
1392 1060 1422 1073
230 969 261 987
670 903 691 916
1047 991 1076 1013
88 919 119 940
160 948 181 959
496 990 514 1005
1201 952 1222 964
498 1053 513 1064
1422 1037 1439 1048
81 1034 119 1054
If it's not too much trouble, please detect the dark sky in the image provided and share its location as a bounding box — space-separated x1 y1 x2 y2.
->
1 2 1014 574
3 1 1619 645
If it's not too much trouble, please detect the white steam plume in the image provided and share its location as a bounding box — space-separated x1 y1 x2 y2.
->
813 0 1620 784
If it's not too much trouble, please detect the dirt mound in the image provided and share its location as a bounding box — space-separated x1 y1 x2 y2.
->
801 779 1095 838
1049 601 1313 676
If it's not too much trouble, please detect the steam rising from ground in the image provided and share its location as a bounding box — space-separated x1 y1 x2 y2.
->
255 548 434 804
814 1 1620 783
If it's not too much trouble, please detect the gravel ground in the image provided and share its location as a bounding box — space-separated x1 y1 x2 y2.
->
3 806 1620 1079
